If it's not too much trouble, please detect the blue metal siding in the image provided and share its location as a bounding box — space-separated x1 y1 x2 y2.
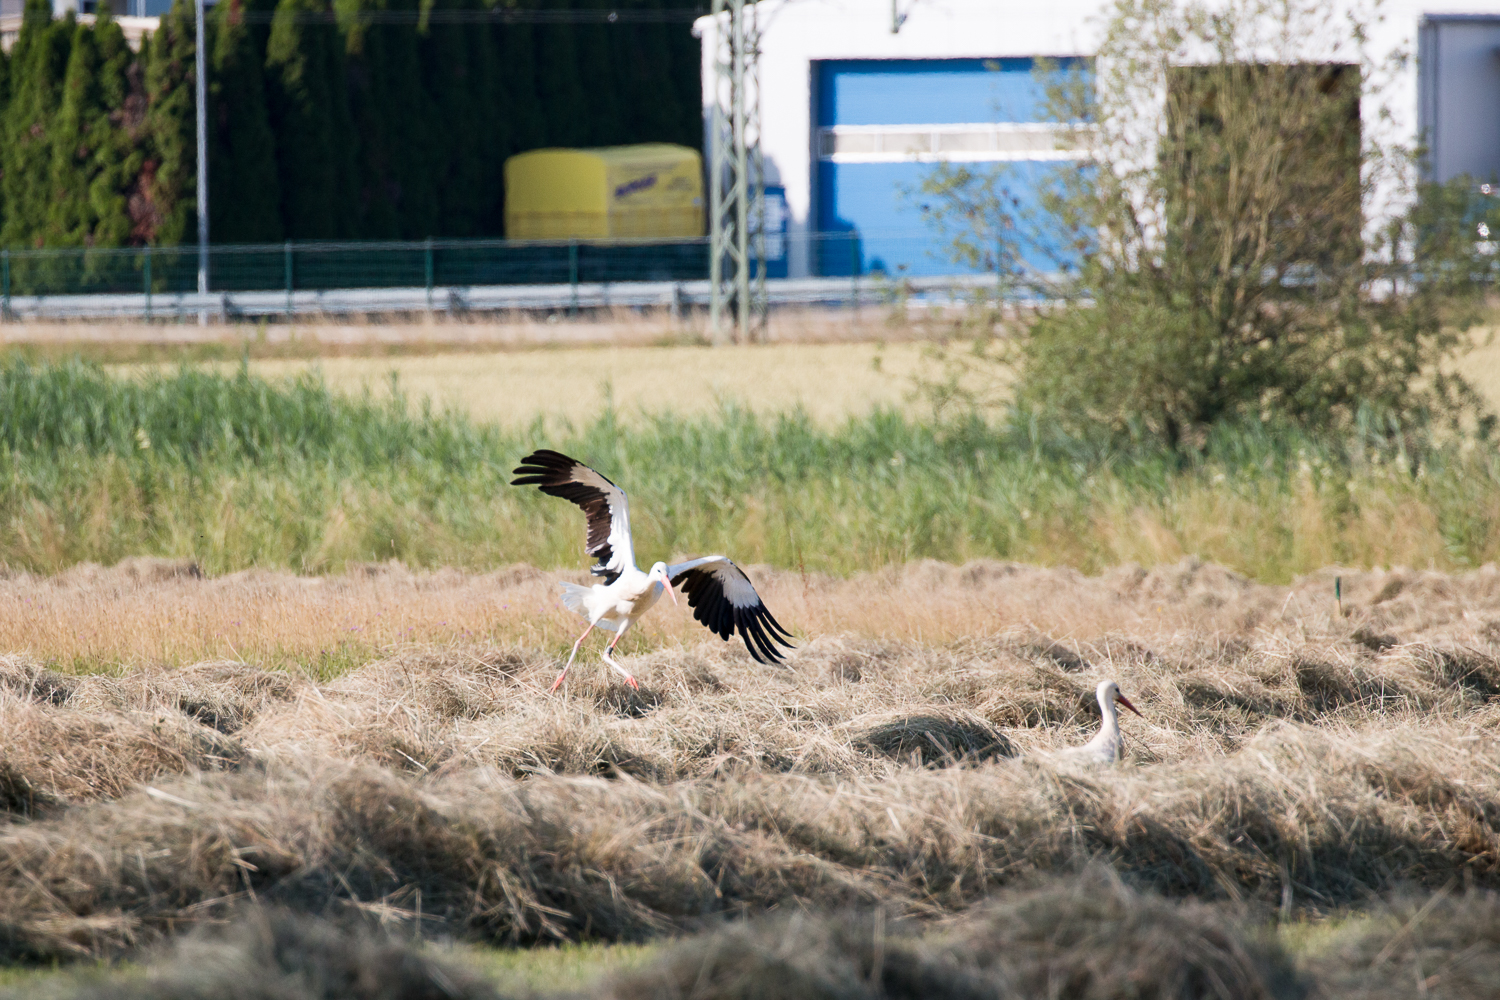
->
816 58 1060 127
813 58 1087 277
816 160 1063 278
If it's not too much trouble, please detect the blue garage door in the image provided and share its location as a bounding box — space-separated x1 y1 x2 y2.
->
814 58 1085 277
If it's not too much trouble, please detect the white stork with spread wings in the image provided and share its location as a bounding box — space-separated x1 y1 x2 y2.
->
512 449 795 691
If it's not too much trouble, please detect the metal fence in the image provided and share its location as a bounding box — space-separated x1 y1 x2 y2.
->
0 232 997 321
0 237 712 298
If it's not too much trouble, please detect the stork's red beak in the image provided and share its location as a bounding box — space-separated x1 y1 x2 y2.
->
666 580 678 605
1117 694 1143 717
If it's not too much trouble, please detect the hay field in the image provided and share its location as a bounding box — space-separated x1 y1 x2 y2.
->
6 557 1500 996
20 308 966 428
80 318 1499 431
227 340 937 429
235 324 1500 430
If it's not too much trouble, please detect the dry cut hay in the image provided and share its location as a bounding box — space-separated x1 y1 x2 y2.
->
0 655 302 815
607 868 1299 1000
17 873 1305 1000
10 554 1500 689
946 868 1298 1000
9 907 510 1000
2 712 1500 961
852 712 1016 767
26 883 1500 1000
6 558 1500 965
1305 889 1500 1000
604 910 994 1000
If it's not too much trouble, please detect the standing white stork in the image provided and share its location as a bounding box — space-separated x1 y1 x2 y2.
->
512 449 795 692
1056 680 1144 764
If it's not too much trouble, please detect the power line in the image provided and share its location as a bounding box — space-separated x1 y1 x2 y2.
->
220 7 707 25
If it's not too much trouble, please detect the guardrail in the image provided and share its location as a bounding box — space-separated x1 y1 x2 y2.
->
0 273 1006 322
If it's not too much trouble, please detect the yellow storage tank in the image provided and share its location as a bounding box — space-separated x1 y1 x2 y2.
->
504 144 704 241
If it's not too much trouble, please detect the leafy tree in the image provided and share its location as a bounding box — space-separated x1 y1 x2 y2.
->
916 0 1494 447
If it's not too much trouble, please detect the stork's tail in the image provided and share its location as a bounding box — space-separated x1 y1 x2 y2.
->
558 582 592 619
556 581 620 631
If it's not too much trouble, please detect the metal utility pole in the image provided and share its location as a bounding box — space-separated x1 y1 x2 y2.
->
708 0 766 344
195 0 209 304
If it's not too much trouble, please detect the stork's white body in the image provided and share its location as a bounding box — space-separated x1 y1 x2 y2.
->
513 450 795 692
1057 680 1142 765
561 571 667 631
554 569 670 688
556 567 672 689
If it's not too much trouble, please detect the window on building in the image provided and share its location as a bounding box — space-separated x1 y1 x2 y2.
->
1164 63 1361 270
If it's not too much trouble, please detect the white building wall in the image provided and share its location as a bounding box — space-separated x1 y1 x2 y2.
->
699 0 1500 278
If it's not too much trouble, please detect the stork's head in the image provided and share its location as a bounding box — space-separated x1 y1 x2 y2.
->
649 561 678 605
1098 679 1142 718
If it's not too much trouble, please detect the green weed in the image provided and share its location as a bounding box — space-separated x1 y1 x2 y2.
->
4 357 1500 581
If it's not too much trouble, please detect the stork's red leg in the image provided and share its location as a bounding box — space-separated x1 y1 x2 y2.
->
551 622 596 693
601 621 639 690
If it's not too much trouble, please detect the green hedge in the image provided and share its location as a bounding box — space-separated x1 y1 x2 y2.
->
0 0 702 250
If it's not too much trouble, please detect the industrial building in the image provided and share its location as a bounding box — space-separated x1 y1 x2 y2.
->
43 0 171 17
698 0 1500 279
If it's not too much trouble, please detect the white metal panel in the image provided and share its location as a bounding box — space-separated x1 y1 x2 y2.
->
1420 15 1500 184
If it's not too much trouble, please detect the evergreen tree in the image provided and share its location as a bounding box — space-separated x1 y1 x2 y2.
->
497 20 545 158
533 11 589 148
0 0 709 249
45 14 144 249
2 0 75 248
666 6 703 149
208 0 282 242
47 20 105 245
264 0 359 238
421 0 500 236
573 0 621 147
608 4 687 149
144 0 197 247
0 19 10 237
342 0 435 238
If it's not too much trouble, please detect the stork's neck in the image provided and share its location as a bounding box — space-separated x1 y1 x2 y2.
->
1097 689 1120 740
624 565 657 597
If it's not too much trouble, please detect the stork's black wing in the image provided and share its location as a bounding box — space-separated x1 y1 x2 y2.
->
511 449 634 584
667 556 795 665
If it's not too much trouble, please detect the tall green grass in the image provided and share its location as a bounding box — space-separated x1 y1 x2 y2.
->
3 357 1500 580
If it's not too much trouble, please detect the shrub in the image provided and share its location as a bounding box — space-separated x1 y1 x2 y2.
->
916 0 1497 448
